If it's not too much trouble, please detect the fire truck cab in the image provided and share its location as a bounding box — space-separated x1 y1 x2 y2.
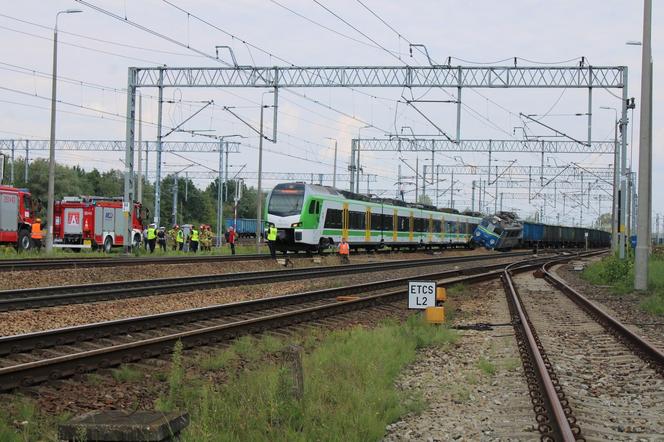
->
0 185 35 251
54 196 146 252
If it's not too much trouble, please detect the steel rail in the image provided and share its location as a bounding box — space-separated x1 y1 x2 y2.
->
0 253 278 271
0 252 534 311
0 248 387 271
0 253 574 392
0 258 541 356
541 261 664 374
501 267 577 441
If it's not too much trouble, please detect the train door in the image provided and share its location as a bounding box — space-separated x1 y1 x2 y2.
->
428 215 433 243
392 209 398 242
342 203 349 241
408 211 414 242
365 207 371 242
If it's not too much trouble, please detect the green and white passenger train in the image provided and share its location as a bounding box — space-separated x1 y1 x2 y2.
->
265 182 481 253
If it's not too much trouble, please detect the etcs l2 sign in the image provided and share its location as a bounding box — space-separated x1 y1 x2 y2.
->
408 280 436 309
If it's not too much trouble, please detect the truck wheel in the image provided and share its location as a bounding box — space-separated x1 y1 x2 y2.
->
17 230 32 252
103 236 113 253
133 233 142 249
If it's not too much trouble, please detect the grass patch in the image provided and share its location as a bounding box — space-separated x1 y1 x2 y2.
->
640 294 664 316
111 365 143 383
477 357 497 376
0 396 71 442
157 315 456 441
500 357 522 372
582 255 664 316
446 283 469 297
199 348 239 372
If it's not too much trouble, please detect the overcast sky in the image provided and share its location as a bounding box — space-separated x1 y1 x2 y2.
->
0 0 660 228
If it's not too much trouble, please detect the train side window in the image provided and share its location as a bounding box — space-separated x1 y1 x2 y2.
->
324 209 342 228
349 211 365 230
398 216 408 231
308 200 319 214
371 213 382 230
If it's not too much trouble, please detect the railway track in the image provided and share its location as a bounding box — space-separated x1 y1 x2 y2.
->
0 252 577 392
0 252 535 311
0 252 311 272
502 256 664 441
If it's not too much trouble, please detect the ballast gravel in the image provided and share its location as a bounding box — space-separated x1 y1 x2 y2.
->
383 279 539 441
0 249 490 291
0 254 515 336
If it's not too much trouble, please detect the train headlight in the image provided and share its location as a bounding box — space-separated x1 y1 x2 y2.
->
291 222 302 228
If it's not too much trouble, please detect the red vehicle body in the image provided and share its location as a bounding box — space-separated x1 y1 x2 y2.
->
53 196 146 252
0 185 34 251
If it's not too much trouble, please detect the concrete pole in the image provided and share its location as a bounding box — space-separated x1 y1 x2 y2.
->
471 180 476 212
122 69 136 253
635 0 652 290
45 22 59 252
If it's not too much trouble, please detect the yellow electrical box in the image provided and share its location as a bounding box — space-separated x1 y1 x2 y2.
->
425 306 445 324
436 287 447 302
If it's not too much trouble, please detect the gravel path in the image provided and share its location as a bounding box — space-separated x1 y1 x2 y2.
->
515 270 664 441
0 255 517 336
555 259 664 352
383 279 540 441
0 250 489 291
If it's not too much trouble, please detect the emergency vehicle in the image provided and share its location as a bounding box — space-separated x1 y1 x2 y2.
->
0 185 35 251
53 196 146 252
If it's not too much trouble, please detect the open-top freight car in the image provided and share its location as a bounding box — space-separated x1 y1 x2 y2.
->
265 182 480 253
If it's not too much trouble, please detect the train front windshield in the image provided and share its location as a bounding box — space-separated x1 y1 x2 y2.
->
268 184 305 217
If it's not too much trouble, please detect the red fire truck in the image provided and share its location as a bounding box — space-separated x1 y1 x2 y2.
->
0 185 35 251
53 196 147 252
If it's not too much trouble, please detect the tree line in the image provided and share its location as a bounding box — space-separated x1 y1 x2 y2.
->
1 158 263 230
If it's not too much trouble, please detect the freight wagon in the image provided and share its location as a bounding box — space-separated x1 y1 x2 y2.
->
0 185 35 251
224 218 258 238
520 221 610 248
53 196 146 252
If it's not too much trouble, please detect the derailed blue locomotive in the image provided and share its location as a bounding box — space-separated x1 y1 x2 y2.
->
473 212 610 250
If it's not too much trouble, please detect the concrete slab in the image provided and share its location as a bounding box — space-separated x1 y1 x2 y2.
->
58 410 189 442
